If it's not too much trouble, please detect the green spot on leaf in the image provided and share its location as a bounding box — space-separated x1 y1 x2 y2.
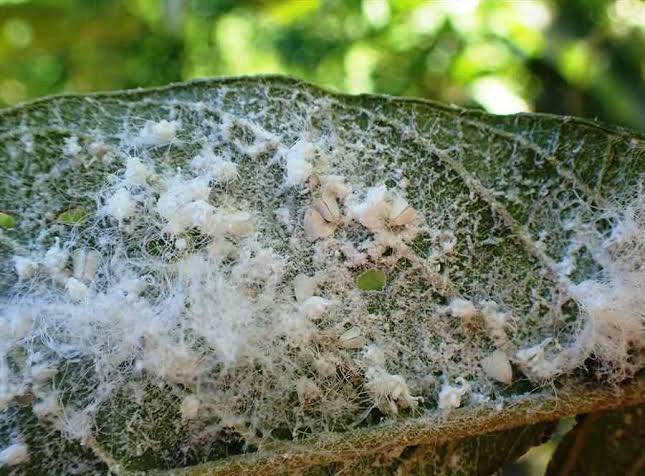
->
57 207 87 225
357 269 386 291
0 212 16 229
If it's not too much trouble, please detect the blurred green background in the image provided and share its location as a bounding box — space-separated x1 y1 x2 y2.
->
0 0 643 131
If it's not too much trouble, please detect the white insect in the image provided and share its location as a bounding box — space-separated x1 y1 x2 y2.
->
481 350 513 385
139 119 180 146
338 327 365 349
388 195 416 226
437 380 470 412
304 208 336 239
0 443 29 466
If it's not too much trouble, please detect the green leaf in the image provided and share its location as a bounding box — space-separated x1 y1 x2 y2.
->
57 206 87 225
546 405 645 476
357 268 386 291
0 211 16 229
0 77 643 474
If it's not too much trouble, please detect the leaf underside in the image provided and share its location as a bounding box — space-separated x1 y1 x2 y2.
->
546 404 645 476
0 77 643 475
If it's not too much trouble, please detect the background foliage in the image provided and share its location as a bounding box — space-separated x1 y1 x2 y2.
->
0 0 643 131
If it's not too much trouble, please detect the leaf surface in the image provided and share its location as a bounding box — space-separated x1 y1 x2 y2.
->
0 77 643 474
546 405 645 476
